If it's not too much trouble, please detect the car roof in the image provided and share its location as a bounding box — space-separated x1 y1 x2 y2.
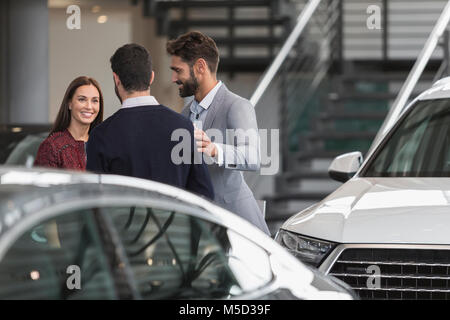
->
417 76 450 101
0 166 193 217
0 166 280 253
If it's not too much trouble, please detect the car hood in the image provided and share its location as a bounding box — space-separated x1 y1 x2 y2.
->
283 177 450 244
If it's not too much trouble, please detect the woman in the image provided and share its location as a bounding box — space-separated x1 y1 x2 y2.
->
34 76 104 170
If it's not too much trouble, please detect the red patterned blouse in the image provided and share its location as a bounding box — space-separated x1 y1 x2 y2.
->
34 129 87 171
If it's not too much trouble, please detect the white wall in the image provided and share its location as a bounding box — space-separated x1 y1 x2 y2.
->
49 2 183 122
130 4 183 112
49 7 132 121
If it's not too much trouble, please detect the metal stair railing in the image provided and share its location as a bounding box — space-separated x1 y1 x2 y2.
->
249 0 342 173
250 0 323 106
250 0 450 175
245 0 450 226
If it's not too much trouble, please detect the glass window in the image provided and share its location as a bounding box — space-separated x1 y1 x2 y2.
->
108 206 273 299
364 99 450 177
0 131 47 165
0 208 116 299
5 133 47 166
0 204 273 300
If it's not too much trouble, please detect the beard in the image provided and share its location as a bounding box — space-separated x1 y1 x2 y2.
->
177 68 199 98
114 82 123 104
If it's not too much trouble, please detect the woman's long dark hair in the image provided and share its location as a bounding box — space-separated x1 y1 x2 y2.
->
51 76 104 135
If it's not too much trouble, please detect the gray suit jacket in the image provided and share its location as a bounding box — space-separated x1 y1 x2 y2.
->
182 84 269 235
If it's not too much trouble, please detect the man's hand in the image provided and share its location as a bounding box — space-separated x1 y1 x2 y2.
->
194 129 217 158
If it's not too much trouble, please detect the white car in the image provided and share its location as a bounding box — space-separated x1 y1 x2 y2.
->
0 166 353 300
276 77 450 300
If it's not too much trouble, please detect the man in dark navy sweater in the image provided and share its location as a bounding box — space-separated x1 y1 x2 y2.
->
86 44 214 200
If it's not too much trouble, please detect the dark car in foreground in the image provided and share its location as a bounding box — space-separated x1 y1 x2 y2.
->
0 167 353 300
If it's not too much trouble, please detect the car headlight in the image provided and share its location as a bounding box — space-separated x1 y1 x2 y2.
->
275 229 336 267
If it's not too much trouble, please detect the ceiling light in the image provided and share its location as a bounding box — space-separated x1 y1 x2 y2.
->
92 5 101 13
97 15 108 24
30 271 40 281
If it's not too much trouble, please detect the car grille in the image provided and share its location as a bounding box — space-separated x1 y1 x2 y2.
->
328 248 450 300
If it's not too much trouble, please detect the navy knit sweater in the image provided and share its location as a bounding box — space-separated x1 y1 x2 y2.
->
86 104 214 200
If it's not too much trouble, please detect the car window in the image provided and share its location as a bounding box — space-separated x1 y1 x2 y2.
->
0 208 117 299
0 132 47 165
364 99 450 177
5 133 47 167
108 206 273 299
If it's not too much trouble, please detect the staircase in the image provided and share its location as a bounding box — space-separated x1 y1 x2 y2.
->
141 0 293 72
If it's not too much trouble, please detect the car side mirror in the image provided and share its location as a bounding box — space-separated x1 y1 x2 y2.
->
328 152 363 183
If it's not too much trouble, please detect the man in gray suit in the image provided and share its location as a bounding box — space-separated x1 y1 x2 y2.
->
167 31 269 235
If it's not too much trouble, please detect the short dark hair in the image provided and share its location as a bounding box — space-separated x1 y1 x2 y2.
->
166 31 219 73
110 43 152 92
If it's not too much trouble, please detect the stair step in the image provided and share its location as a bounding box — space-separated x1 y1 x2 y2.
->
157 0 272 9
342 59 441 72
264 192 329 202
318 112 387 121
215 37 283 46
170 17 288 29
219 57 272 72
340 73 435 82
330 92 398 101
307 131 377 140
282 171 329 181
279 179 341 194
296 150 344 161
340 73 407 82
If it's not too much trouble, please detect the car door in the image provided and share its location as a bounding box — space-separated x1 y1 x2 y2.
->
0 193 275 300
104 203 275 299
0 207 118 299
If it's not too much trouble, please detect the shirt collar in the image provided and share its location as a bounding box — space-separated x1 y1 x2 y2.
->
196 81 222 110
121 96 159 109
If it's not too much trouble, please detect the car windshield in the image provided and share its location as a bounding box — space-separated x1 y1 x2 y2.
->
363 99 450 177
0 131 47 166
